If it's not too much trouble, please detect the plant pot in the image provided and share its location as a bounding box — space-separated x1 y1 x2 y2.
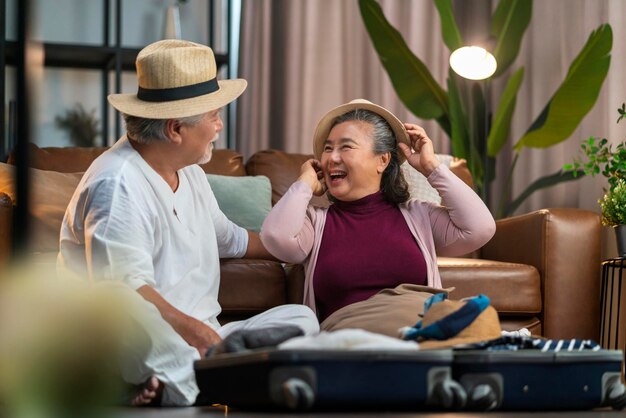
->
615 225 626 257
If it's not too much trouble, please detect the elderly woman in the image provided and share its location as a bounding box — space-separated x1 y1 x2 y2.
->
261 99 496 323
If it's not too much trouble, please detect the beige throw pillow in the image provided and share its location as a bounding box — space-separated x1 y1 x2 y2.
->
0 163 83 253
320 284 452 338
401 154 454 204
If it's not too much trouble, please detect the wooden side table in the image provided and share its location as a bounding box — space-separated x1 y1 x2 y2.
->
601 258 626 350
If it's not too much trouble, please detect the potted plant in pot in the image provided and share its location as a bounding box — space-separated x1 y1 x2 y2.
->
599 179 626 256
566 103 626 256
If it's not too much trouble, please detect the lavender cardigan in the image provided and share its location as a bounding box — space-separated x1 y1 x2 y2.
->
261 164 496 315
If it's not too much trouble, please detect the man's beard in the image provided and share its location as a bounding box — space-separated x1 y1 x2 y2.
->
197 134 219 165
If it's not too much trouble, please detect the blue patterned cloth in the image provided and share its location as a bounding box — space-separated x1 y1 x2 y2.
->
401 293 490 341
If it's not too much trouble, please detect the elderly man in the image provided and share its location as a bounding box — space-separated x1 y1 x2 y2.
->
58 39 318 406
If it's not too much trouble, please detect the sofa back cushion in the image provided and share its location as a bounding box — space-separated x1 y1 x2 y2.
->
246 149 475 205
3 144 250 253
8 143 247 176
8 143 108 173
245 150 331 207
0 163 83 253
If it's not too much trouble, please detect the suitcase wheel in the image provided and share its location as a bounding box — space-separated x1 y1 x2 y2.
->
432 380 466 409
467 383 498 411
606 381 626 410
282 378 315 410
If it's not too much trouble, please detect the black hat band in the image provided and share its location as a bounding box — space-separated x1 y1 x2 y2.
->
137 77 219 102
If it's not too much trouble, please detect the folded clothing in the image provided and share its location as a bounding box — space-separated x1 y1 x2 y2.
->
279 329 419 351
206 326 303 357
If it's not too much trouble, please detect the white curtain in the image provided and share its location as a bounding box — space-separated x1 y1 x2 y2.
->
237 0 450 158
237 0 626 256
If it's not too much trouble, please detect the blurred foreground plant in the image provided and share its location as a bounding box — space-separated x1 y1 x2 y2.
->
0 265 147 418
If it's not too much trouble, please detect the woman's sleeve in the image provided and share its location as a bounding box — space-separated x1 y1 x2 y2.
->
422 164 496 256
260 180 316 263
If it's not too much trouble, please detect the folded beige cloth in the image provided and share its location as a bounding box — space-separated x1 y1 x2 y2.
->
320 284 453 338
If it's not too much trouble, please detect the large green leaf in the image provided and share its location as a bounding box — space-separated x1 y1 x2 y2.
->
359 0 449 120
448 72 484 187
434 0 463 52
487 67 524 156
490 0 532 77
502 169 585 217
515 24 612 150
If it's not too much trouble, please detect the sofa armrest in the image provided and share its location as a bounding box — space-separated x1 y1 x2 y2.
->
284 263 305 305
0 192 12 266
480 208 601 340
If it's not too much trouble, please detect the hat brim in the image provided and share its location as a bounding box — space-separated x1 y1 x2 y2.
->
107 79 247 119
312 100 409 164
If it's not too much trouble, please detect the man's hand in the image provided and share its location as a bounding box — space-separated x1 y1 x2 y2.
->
137 285 222 357
177 316 222 357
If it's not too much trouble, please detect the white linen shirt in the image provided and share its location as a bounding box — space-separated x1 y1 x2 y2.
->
58 136 248 328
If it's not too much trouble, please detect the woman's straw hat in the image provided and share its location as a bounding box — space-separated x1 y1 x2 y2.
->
312 99 410 164
108 39 247 119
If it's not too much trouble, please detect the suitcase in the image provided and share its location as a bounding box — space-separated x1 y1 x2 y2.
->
453 349 626 411
194 348 466 411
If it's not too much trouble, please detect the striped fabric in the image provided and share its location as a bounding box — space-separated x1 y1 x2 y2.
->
464 335 601 352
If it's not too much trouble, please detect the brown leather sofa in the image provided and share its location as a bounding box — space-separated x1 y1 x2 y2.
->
0 145 602 340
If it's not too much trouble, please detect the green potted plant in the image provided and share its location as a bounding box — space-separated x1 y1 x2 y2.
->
54 103 100 147
566 103 626 255
359 0 612 217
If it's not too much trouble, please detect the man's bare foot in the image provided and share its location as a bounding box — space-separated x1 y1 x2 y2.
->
131 376 163 406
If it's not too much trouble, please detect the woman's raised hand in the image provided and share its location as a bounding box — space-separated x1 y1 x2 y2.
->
398 123 441 177
298 159 326 196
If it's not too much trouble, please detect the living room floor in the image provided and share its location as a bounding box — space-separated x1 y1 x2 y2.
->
113 407 625 417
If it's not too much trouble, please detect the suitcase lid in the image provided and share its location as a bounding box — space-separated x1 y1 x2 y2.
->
195 348 453 370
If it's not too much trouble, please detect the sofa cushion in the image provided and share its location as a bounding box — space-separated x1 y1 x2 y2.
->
0 163 83 253
438 257 542 315
8 143 108 173
217 258 288 322
206 174 271 231
245 150 330 207
401 155 474 204
198 149 247 176
246 150 474 207
9 143 247 176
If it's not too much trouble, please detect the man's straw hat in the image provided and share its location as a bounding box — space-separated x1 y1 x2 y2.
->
312 99 410 164
108 39 247 119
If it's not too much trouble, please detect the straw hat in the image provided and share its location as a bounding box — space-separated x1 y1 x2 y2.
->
108 39 247 119
312 99 410 164
402 294 502 350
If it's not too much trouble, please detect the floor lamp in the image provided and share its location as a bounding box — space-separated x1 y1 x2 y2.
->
449 45 497 206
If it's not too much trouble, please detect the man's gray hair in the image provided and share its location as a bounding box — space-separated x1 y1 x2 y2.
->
123 113 206 144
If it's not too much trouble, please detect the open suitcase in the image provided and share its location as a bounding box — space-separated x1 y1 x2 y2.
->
453 348 626 411
194 349 466 411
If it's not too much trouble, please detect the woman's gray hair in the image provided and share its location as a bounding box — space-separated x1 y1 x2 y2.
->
123 113 206 144
331 108 410 204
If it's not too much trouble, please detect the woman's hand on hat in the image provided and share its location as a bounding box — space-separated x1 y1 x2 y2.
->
399 123 441 177
298 159 327 196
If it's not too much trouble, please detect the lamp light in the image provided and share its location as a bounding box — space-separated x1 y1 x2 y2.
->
448 43 498 206
449 46 497 80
